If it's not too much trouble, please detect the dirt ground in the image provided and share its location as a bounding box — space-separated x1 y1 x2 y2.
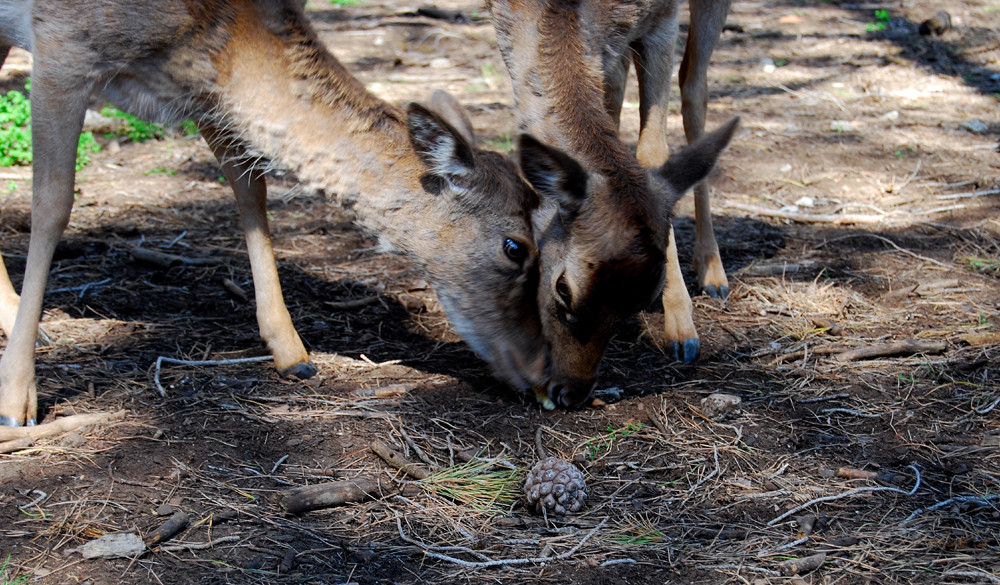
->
1 0 999 583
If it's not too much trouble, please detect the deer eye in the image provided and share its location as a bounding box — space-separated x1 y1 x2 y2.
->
503 237 528 263
555 274 573 308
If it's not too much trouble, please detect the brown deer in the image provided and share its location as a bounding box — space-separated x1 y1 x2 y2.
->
0 0 584 426
489 0 736 408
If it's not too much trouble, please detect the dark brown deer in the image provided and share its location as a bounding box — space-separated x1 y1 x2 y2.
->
0 0 583 426
489 0 736 408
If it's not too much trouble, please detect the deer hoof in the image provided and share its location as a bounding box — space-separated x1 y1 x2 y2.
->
0 415 33 427
666 339 701 364
702 284 729 300
278 361 319 380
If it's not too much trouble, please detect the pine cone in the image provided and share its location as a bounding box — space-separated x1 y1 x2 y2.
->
524 457 587 515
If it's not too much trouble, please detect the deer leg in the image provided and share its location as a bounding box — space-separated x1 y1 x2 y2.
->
679 0 732 299
0 44 49 346
0 71 90 426
661 226 699 363
632 3 681 168
602 51 632 130
201 129 317 380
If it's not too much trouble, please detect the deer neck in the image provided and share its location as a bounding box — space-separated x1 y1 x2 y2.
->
207 10 439 256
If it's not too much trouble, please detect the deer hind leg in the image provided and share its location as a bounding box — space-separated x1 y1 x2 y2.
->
602 52 632 130
0 44 18 338
632 3 681 168
201 129 317 380
680 0 732 299
0 69 91 426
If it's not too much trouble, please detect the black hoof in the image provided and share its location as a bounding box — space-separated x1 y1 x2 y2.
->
279 361 319 380
666 339 701 364
0 415 31 427
703 284 729 299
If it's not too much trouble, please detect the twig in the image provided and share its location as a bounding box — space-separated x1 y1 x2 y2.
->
324 296 380 311
158 535 241 552
153 355 272 396
396 516 607 568
943 570 1000 584
18 489 47 510
130 246 217 268
371 440 434 479
937 188 1000 200
399 426 433 466
820 408 884 419
768 465 921 526
271 454 289 475
696 564 781 577
901 493 1000 525
834 339 948 361
534 426 550 459
0 411 126 442
720 201 888 225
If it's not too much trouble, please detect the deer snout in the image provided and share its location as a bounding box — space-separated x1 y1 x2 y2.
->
546 378 595 410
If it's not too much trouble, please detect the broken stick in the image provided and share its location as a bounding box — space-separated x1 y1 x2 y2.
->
834 339 948 362
0 410 126 442
280 477 386 515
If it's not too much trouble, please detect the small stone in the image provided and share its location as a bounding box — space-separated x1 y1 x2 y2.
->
429 58 452 69
830 120 854 132
961 119 988 133
794 196 815 207
700 393 742 420
155 503 174 516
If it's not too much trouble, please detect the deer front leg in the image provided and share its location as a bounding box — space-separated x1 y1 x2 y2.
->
202 131 317 380
680 0 732 299
661 226 699 363
0 72 89 426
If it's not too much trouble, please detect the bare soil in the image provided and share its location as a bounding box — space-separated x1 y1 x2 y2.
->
1 1 999 584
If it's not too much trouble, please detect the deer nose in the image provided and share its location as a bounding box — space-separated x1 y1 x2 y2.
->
549 379 595 410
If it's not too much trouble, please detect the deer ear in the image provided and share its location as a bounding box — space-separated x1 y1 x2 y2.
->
406 102 476 185
426 90 476 146
518 134 588 221
656 116 739 201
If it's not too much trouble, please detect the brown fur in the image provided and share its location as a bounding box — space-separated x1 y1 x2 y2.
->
489 0 736 408
0 0 579 426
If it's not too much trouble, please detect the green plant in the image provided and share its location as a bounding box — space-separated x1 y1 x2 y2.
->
180 119 200 136
960 255 1000 275
330 0 361 5
866 9 890 32
0 80 100 171
99 106 164 142
0 555 28 585
584 422 645 460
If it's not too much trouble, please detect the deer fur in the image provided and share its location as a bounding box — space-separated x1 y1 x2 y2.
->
490 0 736 408
0 0 581 426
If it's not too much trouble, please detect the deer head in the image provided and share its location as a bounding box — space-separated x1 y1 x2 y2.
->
520 117 739 408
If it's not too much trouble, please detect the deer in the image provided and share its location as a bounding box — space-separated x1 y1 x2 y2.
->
488 0 736 408
0 0 587 427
